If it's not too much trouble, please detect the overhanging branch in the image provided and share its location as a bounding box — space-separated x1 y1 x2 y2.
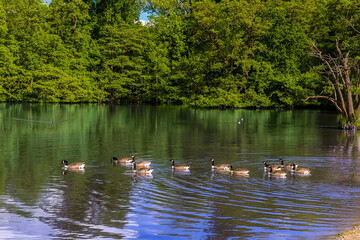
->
302 95 343 114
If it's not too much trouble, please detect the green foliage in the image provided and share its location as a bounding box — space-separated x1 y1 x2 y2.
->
0 0 355 109
96 0 141 24
0 2 7 40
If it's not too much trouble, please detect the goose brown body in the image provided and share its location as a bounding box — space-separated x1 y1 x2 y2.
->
61 160 86 170
111 155 135 164
291 163 310 175
170 159 190 171
135 161 151 168
211 158 231 171
271 164 282 171
263 161 281 172
267 165 287 177
280 159 298 170
132 162 153 174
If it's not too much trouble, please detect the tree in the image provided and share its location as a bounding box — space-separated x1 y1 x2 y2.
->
260 0 316 107
141 27 172 103
303 0 360 129
95 0 141 24
96 23 146 103
0 1 20 101
305 40 360 129
185 0 271 107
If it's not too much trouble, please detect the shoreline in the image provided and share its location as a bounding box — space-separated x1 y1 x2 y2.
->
337 226 360 239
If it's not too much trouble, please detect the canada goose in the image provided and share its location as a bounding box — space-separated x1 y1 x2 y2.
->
279 159 298 170
267 165 287 177
135 160 151 168
263 161 270 172
111 155 135 164
263 161 281 172
230 165 249 175
132 162 153 174
170 159 190 171
61 160 85 170
211 158 231 171
291 163 311 175
263 161 270 171
272 164 282 171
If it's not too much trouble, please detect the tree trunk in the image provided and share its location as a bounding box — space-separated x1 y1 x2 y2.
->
304 40 360 129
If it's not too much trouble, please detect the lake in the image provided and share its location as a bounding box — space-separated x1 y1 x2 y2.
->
0 103 359 239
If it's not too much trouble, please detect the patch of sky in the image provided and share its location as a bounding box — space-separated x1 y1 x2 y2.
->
140 11 150 21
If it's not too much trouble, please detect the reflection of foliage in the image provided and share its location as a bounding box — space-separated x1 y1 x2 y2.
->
0 104 331 193
0 104 136 234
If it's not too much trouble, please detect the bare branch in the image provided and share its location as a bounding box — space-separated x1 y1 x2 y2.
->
336 40 344 60
302 95 343 113
328 54 346 86
332 12 360 34
302 95 337 102
328 78 337 100
312 41 348 116
337 65 346 86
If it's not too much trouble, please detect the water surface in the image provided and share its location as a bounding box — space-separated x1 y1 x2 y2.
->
0 103 359 239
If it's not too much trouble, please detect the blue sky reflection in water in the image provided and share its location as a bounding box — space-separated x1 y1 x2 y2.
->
0 104 359 239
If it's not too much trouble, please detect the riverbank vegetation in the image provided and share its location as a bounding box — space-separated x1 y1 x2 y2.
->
1 0 360 115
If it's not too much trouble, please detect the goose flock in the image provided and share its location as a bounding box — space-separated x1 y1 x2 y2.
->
60 156 311 177
60 119 311 177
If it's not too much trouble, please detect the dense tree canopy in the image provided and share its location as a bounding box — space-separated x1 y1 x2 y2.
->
0 0 359 112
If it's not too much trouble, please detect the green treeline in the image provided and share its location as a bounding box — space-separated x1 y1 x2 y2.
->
0 0 358 108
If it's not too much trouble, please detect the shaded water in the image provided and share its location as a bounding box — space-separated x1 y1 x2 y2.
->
0 103 359 239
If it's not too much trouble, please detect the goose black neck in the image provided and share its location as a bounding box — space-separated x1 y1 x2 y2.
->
291 164 295 170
